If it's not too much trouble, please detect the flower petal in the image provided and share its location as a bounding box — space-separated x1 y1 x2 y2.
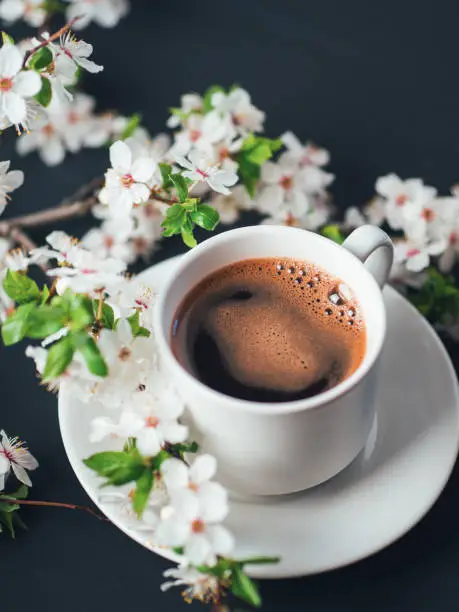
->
110 140 131 173
185 533 213 565
5 169 24 191
169 488 200 521
131 157 154 183
3 91 26 124
161 457 189 490
189 454 216 484
156 514 189 548
198 482 229 522
0 44 22 78
206 524 235 556
0 452 10 476
136 428 161 457
11 461 32 486
13 71 41 97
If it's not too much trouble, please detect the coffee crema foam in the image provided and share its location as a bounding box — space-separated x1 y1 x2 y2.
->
171 258 366 402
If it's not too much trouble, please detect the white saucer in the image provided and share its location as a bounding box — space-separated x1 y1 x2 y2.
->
58 255 459 579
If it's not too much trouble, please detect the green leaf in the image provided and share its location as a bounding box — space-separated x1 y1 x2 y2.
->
92 299 114 329
133 468 154 517
162 203 186 233
0 511 15 538
84 450 145 486
1 32 14 45
0 501 19 513
1 303 35 346
231 565 262 608
171 173 190 203
35 76 52 107
159 163 174 190
321 224 345 245
71 332 108 377
29 46 53 71
181 226 197 248
169 440 199 457
41 285 50 305
236 134 282 198
26 306 67 339
203 84 225 113
43 335 74 381
120 113 141 140
3 269 40 304
7 484 28 500
190 204 220 231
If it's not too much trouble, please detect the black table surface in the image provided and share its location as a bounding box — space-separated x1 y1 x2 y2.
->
2 1 459 610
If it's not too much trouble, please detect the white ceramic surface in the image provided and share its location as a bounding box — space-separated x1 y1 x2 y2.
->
155 225 393 494
59 255 459 579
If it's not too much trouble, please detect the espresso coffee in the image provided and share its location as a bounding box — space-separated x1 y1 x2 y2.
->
171 258 366 402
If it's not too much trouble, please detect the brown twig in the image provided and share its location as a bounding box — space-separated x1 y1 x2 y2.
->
0 176 103 237
9 227 37 253
150 189 177 206
0 497 109 522
23 17 81 68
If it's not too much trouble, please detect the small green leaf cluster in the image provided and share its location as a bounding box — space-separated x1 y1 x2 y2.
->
321 224 345 244
159 164 220 248
0 484 28 538
236 134 282 197
84 440 199 517
409 267 459 324
197 555 280 608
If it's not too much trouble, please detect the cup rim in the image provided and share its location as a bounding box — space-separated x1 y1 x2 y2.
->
154 226 387 414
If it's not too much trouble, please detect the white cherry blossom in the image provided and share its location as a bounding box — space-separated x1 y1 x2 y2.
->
90 387 187 456
256 157 310 219
82 216 136 264
157 455 233 565
161 565 220 604
99 140 155 216
54 32 103 75
0 42 41 128
0 0 46 26
166 93 203 128
393 237 446 273
0 160 24 215
211 87 265 134
0 429 38 490
64 0 130 29
375 174 437 231
281 131 330 167
5 248 29 271
211 184 252 224
170 112 232 158
174 150 238 196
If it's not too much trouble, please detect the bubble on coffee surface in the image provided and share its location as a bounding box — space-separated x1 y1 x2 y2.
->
171 258 366 402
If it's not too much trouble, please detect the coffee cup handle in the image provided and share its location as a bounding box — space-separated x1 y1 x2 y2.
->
342 225 394 289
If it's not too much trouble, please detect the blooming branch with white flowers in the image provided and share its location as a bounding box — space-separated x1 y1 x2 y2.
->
0 3 459 609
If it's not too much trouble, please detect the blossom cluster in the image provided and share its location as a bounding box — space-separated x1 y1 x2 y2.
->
345 174 459 284
0 0 130 30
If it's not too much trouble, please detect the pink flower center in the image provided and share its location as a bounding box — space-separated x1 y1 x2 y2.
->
43 124 54 136
145 416 159 428
422 208 435 221
81 268 97 275
120 173 134 188
192 519 205 533
0 77 12 92
450 232 458 245
68 111 79 124
279 175 293 190
196 168 209 179
189 129 201 142
188 482 199 492
118 347 131 361
406 248 420 257
218 147 229 162
395 194 408 206
135 298 148 310
0 447 13 461
104 235 114 249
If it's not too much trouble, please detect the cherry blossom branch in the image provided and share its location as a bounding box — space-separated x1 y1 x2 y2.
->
0 497 110 521
0 176 103 238
22 16 81 68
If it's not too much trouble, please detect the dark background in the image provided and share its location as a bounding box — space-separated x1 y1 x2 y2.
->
2 1 459 610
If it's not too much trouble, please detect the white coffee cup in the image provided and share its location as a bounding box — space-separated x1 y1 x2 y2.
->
154 225 394 495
